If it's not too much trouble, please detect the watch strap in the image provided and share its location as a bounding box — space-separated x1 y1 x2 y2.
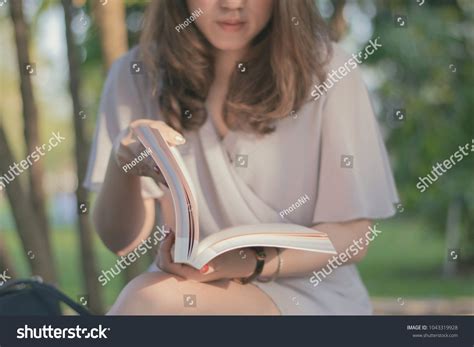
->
235 247 266 285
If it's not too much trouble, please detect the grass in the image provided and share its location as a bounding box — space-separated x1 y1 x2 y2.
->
3 226 127 310
2 217 473 312
358 218 474 298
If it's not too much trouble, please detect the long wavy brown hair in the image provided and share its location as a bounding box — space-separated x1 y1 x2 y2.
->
139 0 333 135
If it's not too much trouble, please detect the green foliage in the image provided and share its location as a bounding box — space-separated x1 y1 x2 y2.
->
359 218 474 297
366 1 474 263
2 0 472 310
5 219 471 308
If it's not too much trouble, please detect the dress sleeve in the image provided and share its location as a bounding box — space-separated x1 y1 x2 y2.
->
312 45 399 224
83 48 164 199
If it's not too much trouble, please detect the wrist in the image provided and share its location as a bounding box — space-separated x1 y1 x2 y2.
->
241 248 258 278
112 128 135 170
110 153 137 181
259 247 279 279
232 248 264 284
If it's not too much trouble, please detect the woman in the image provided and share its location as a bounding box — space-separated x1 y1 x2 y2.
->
85 0 398 315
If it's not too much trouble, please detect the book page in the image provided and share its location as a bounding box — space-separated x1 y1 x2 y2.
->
133 125 199 262
189 223 336 269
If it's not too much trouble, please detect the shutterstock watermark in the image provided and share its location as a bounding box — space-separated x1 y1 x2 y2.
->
0 131 66 192
311 37 382 101
0 268 11 286
17 325 110 340
279 194 310 219
175 8 203 33
309 224 382 287
98 225 170 286
416 139 473 193
122 147 152 173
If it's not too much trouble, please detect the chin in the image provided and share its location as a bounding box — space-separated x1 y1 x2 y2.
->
211 41 249 52
201 24 253 52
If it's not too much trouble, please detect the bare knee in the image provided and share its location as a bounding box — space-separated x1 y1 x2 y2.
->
108 273 280 315
108 272 185 315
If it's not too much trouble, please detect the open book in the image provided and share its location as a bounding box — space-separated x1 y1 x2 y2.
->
134 125 336 269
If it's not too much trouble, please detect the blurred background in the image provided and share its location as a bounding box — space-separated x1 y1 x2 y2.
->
0 0 472 314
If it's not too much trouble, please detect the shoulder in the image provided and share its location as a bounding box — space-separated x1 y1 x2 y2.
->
326 41 367 88
311 42 369 103
109 46 142 71
106 46 145 85
327 42 355 70
98 46 162 126
104 46 158 105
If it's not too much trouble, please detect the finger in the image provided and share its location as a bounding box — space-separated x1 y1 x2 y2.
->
174 264 205 281
162 261 218 282
157 247 176 272
199 263 215 275
127 156 169 189
159 231 175 262
158 257 195 277
149 122 186 147
129 119 185 147
151 166 169 188
139 157 169 188
132 154 159 178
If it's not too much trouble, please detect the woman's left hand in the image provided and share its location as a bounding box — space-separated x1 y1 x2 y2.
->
156 232 256 283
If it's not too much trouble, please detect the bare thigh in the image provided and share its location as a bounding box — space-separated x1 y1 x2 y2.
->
108 272 281 315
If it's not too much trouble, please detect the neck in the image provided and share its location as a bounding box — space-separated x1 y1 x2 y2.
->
213 48 246 88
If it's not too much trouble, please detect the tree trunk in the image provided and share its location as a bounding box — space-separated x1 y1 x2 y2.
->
93 0 128 71
329 0 347 42
443 198 462 278
62 0 104 314
93 0 146 280
9 0 54 269
0 124 55 283
0 236 17 279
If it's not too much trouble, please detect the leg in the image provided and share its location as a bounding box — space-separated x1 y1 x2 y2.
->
108 272 281 315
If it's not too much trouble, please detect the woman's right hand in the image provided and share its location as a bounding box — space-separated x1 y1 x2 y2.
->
113 119 186 186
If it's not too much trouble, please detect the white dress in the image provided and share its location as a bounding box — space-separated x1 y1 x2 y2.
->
84 43 399 315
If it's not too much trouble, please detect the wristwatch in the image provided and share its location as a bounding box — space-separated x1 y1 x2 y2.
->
234 247 266 285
